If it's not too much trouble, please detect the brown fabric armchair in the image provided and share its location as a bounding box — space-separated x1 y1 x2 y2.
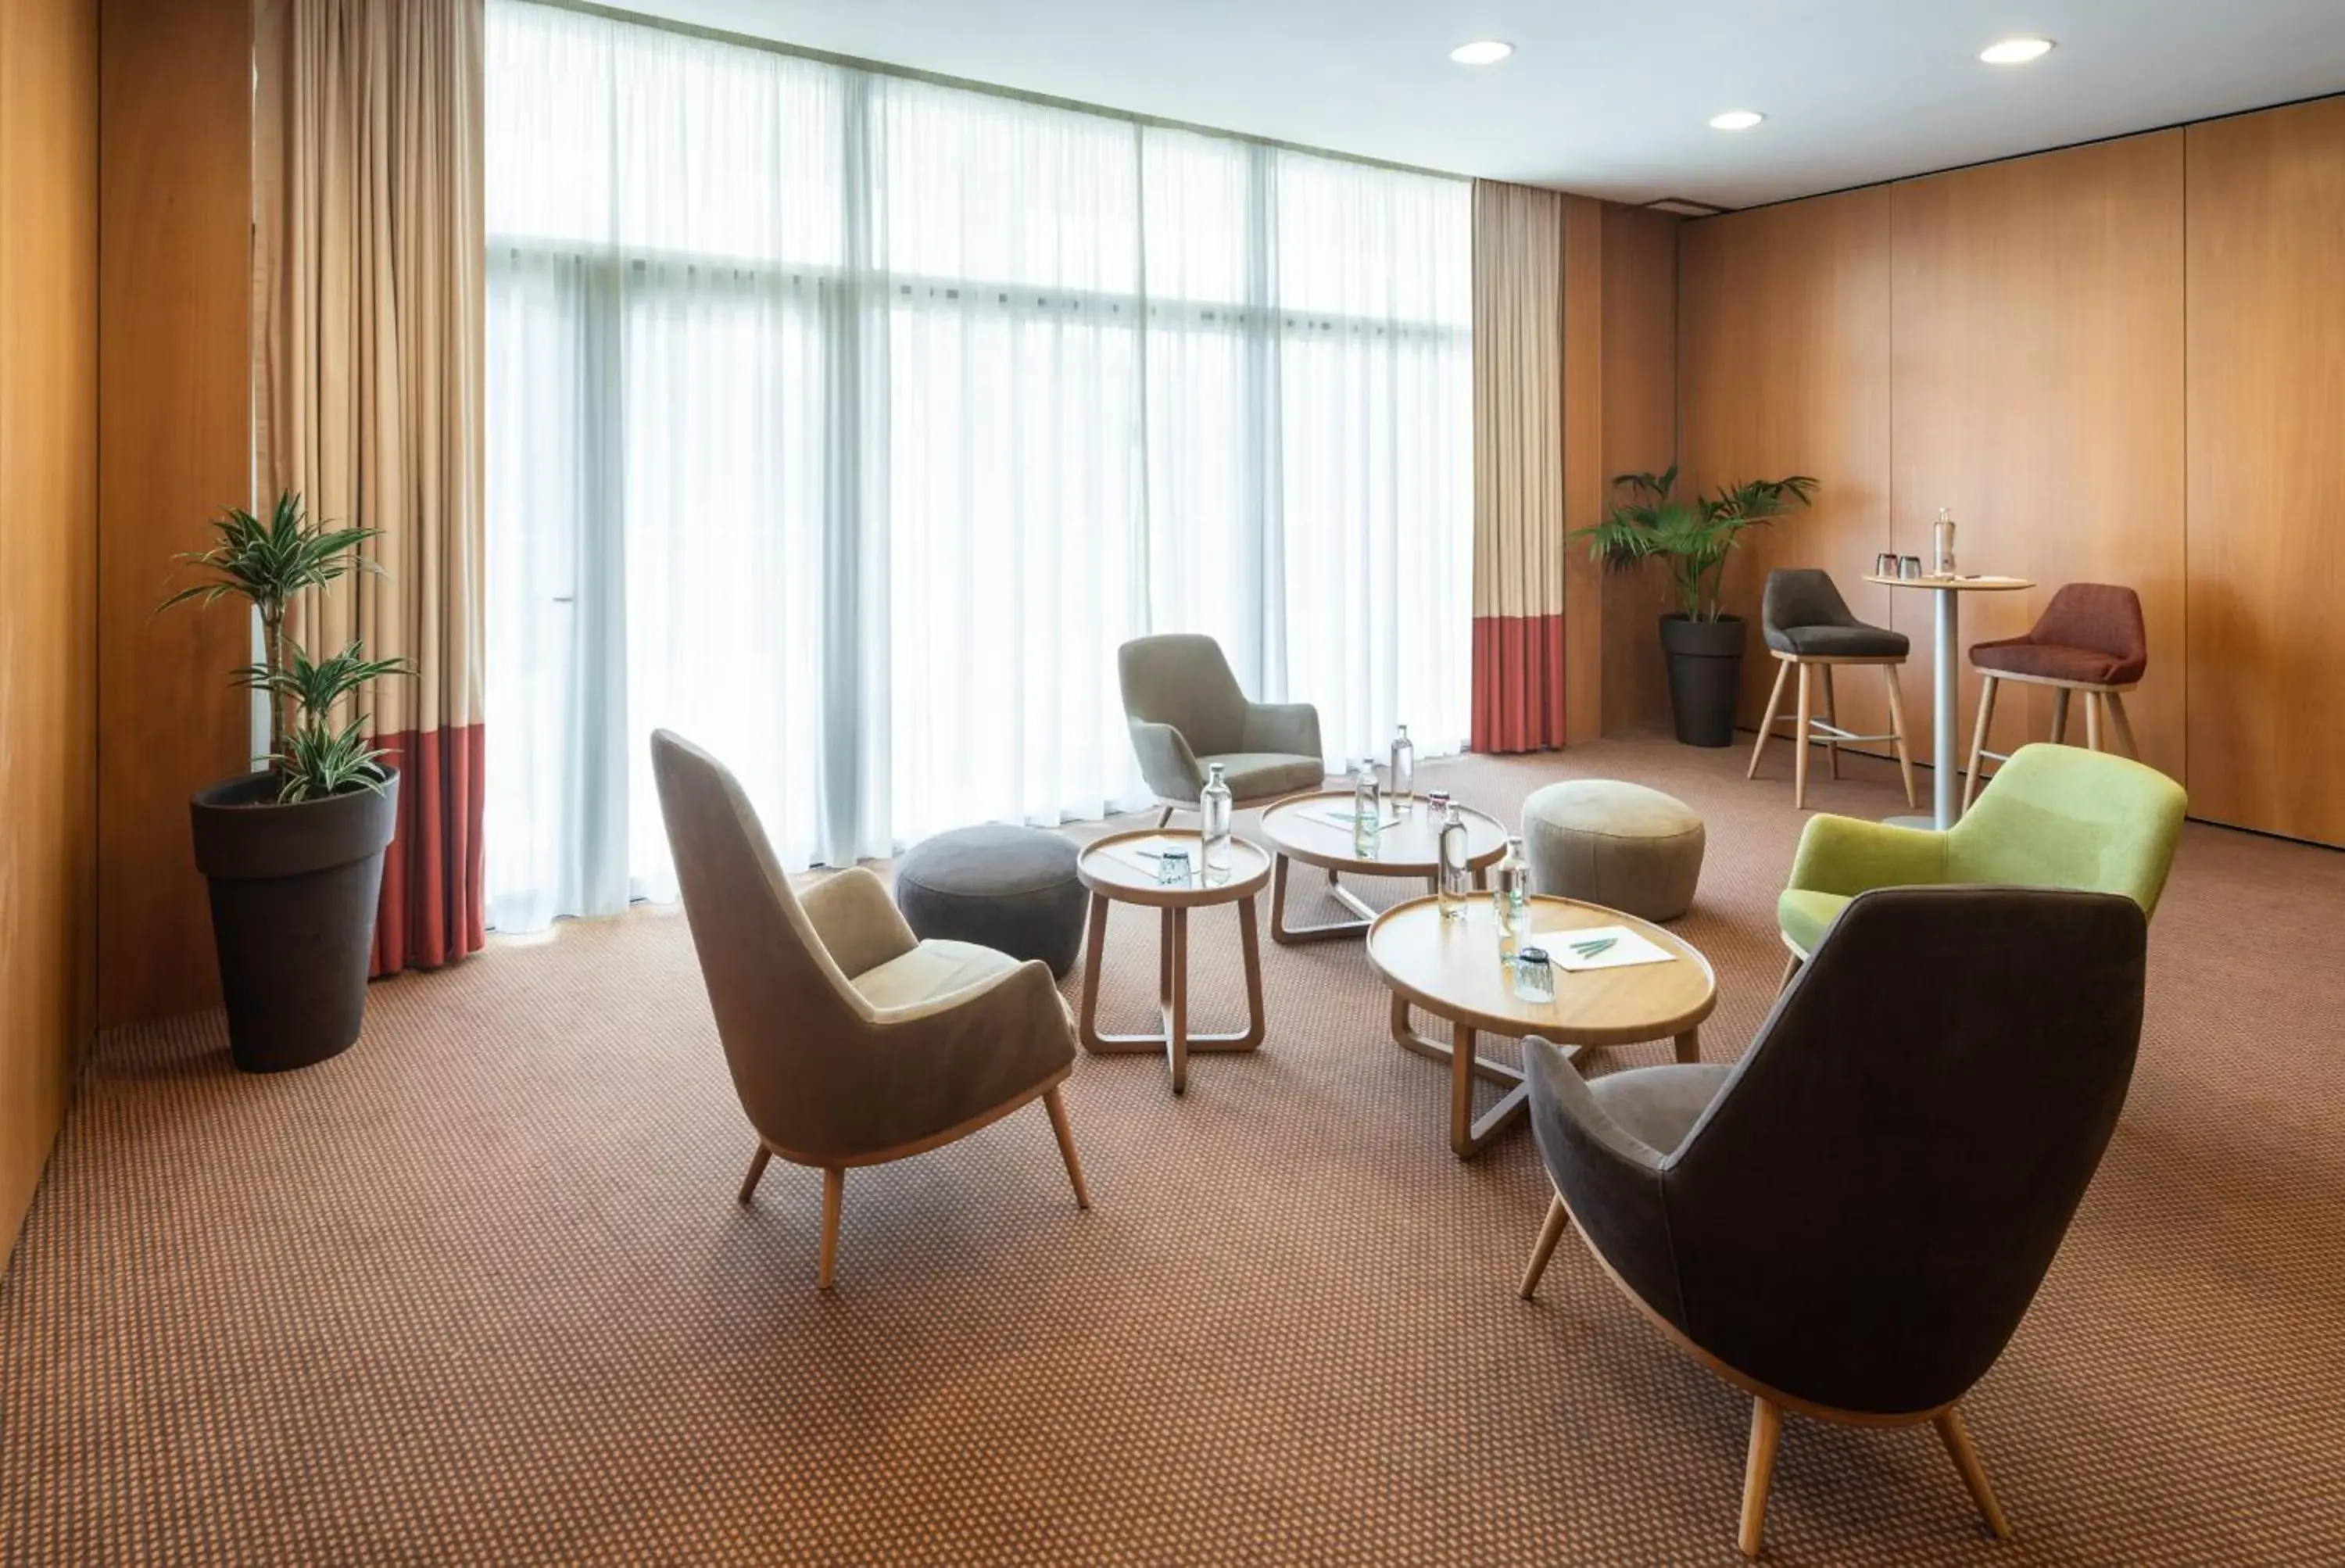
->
650 731 1090 1290
1518 885 2147 1556
1119 633 1325 822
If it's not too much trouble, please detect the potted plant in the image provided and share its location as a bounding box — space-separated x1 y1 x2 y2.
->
1572 465 1816 747
162 493 413 1072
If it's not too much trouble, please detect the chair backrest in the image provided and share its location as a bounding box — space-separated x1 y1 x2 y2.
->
1665 885 2146 1415
1951 743 2186 915
649 730 868 1151
2030 582 2148 671
1118 633 1250 756
1762 567 1858 635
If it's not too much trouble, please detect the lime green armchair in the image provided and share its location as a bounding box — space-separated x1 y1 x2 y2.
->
1779 743 2186 961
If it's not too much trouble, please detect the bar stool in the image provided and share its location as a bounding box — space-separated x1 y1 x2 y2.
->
1962 583 2146 810
1748 568 1917 811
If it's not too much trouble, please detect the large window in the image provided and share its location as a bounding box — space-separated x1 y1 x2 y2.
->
485 1 1472 930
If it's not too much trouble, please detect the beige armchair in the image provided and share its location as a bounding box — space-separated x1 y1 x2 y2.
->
1118 633 1325 822
650 731 1090 1290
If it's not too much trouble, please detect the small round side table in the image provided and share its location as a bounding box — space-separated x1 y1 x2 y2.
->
1258 790 1509 945
1366 894 1717 1159
1076 830 1273 1095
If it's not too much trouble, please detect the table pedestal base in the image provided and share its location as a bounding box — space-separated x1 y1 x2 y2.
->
1079 894 1265 1095
1388 993 1704 1160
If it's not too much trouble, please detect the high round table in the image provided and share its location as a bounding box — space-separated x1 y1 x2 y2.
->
1865 573 2032 829
1258 789 1509 944
1076 829 1273 1095
1366 894 1717 1159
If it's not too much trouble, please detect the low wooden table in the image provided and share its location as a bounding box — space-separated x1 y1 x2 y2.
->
1076 830 1273 1095
1366 895 1718 1159
1258 790 1509 945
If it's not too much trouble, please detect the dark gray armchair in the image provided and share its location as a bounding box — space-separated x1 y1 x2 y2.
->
1118 633 1325 822
1518 886 2146 1556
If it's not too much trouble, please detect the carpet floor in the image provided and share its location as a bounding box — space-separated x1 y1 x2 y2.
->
5 735 2343 1566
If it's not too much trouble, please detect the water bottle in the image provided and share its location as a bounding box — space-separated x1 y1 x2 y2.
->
1491 835 1529 961
1199 762 1233 884
1388 724 1416 807
1352 762 1382 859
1436 803 1470 921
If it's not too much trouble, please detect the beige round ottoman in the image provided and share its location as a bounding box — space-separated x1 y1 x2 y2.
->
1521 780 1705 922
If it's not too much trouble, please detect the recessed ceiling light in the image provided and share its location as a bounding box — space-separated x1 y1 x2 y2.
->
1448 40 1513 66
1709 109 1765 132
1980 37 2055 64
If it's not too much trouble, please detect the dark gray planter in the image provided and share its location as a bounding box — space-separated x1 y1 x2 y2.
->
1659 614 1746 748
189 768 399 1073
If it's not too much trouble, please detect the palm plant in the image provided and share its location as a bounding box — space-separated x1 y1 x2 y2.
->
160 492 414 803
1571 466 1818 621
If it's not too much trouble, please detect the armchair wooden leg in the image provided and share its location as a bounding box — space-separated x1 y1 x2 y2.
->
1793 663 1814 810
818 1168 844 1291
2104 691 2138 759
1749 659 1791 779
738 1143 772 1205
1042 1086 1090 1210
1962 675 2000 812
1739 1397 1783 1558
1883 664 1917 807
1520 1194 1569 1300
1934 1406 2013 1540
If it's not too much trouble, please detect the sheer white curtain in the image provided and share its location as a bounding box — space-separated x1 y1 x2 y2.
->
485 0 1470 931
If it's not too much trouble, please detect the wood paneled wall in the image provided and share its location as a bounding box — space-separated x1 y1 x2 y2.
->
1677 96 2345 847
96 0 257 1027
2185 98 2345 848
1598 204 1682 734
1 0 99 1251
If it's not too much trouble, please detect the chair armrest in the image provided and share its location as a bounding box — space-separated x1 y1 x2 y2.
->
861 960 1078 1147
1523 1038 1684 1326
1128 719 1205 803
1241 700 1322 761
1785 814 1949 898
799 866 918 979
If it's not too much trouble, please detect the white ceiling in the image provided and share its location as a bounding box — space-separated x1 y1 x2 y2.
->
616 0 2345 208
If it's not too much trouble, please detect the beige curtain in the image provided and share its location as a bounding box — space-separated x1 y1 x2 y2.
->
256 0 486 972
1470 179 1568 752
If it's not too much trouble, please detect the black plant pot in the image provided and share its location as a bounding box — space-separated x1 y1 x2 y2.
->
189 768 399 1073
1659 614 1746 748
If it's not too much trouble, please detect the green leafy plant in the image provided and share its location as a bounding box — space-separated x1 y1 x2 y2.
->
1570 465 1817 622
159 492 414 803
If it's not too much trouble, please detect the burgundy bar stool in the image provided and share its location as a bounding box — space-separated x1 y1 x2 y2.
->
1962 583 2146 810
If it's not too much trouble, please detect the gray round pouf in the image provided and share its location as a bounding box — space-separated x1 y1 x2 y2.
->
1521 780 1706 922
893 825 1088 978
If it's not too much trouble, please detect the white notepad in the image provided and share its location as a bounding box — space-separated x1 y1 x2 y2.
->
1546 925 1675 972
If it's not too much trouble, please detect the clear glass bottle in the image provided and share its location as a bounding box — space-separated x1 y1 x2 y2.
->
1436 803 1470 920
1388 723 1416 807
1199 762 1233 884
1352 761 1382 859
1491 835 1529 961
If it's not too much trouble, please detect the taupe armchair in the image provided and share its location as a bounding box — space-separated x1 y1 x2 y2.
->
650 731 1090 1291
1118 633 1325 823
1519 886 2147 1556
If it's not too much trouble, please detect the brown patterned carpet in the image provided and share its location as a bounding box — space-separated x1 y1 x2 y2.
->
5 735 2344 1566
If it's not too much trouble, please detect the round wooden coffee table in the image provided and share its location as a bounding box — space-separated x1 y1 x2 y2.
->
1076 829 1273 1095
1258 789 1509 945
1366 894 1717 1159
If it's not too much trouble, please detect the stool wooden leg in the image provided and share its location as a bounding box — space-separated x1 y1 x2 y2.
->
2050 686 2071 745
1792 662 1814 811
1883 664 1917 807
2085 689 2103 751
1820 666 1842 780
1749 658 1791 779
1963 675 2000 812
2105 691 2138 758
